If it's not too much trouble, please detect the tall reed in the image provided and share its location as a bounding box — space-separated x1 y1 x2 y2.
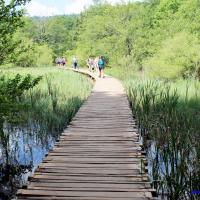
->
125 79 200 200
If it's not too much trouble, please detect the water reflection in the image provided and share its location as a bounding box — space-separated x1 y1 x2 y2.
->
0 124 56 200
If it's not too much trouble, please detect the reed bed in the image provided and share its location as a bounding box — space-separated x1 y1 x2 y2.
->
125 79 200 200
1 67 92 138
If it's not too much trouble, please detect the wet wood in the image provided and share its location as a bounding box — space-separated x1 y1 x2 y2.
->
17 69 154 200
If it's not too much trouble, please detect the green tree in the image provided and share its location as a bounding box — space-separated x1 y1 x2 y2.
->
10 31 37 67
24 16 78 57
45 15 78 56
0 0 30 64
145 32 200 78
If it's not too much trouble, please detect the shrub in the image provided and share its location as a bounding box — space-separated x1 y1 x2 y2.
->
145 32 200 79
10 32 37 67
35 44 54 66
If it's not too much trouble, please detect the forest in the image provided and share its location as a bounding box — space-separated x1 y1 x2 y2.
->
2 0 200 79
0 0 200 199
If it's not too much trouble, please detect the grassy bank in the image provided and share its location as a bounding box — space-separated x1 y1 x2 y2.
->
1 67 93 136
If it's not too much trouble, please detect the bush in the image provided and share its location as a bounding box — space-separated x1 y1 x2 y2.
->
145 32 200 79
10 32 37 67
10 32 54 67
35 44 54 66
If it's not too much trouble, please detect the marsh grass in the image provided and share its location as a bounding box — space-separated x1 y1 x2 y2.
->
2 66 93 145
125 78 200 200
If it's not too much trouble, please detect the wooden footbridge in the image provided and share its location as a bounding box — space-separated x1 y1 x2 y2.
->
17 70 156 200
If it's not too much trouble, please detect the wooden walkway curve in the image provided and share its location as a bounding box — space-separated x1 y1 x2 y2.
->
17 69 155 200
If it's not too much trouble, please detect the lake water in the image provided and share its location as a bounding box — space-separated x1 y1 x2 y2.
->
0 125 56 200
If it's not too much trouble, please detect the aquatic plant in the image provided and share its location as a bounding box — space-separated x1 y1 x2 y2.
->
125 79 200 200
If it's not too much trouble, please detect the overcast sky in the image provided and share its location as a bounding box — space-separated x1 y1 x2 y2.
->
24 0 141 17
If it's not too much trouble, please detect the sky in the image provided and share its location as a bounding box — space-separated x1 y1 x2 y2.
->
24 0 140 17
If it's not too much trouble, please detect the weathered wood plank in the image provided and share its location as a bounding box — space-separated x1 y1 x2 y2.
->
28 182 151 189
18 195 156 200
18 190 152 198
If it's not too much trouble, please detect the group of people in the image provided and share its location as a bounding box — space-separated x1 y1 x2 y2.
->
55 57 67 66
55 55 106 78
86 56 106 78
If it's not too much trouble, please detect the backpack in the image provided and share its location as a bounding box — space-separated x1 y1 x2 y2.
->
98 59 105 67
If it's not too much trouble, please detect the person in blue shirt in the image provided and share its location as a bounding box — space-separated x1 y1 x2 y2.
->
98 56 105 78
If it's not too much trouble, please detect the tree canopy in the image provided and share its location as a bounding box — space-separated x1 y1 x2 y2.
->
0 0 30 64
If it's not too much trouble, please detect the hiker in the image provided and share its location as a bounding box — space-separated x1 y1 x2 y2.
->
72 56 78 69
91 58 95 72
86 57 90 70
98 56 106 78
61 57 66 66
94 56 99 73
87 57 94 72
55 57 62 66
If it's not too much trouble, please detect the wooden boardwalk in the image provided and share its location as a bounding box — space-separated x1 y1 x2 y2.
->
17 70 155 200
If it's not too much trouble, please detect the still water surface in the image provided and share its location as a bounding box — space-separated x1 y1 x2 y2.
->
0 125 56 200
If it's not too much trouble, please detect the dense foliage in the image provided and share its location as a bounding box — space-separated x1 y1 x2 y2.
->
6 15 78 67
73 0 200 79
0 0 30 64
2 0 200 77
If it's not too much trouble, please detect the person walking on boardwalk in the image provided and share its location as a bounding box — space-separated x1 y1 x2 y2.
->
86 57 91 71
62 57 66 66
98 56 105 78
55 57 62 66
87 57 95 72
72 56 78 69
94 56 99 74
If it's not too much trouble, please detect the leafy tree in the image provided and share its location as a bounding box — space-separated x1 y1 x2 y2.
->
10 30 54 67
35 44 54 66
10 31 37 67
0 0 30 64
23 16 78 57
45 15 78 56
2 0 200 78
145 32 200 78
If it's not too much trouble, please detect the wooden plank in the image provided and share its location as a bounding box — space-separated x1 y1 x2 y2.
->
23 187 153 192
28 182 151 189
47 154 143 158
30 175 148 182
39 163 142 168
37 168 142 173
18 190 152 198
18 195 156 200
